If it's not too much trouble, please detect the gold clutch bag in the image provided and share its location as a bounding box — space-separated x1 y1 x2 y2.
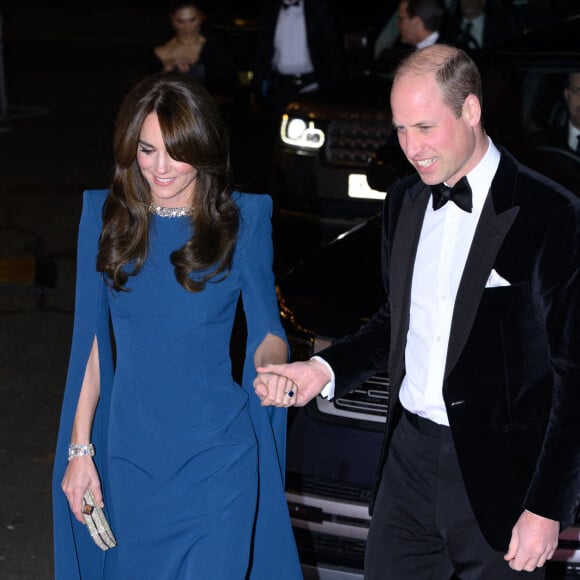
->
81 489 117 550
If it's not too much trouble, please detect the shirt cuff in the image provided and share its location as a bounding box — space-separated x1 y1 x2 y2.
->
311 355 335 400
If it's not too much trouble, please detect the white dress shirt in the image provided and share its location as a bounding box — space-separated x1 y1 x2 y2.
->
416 31 440 49
461 14 485 48
399 138 500 425
567 120 580 152
318 139 501 426
272 1 315 76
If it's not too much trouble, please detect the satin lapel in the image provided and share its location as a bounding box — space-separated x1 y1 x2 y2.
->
445 192 519 377
389 182 430 372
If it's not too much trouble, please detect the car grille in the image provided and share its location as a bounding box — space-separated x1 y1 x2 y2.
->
324 119 391 167
315 372 389 424
287 473 372 504
293 527 366 569
335 373 389 417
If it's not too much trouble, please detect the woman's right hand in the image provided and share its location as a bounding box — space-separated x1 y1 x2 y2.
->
61 456 103 524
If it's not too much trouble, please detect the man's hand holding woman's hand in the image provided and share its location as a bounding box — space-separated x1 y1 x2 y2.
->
254 359 332 407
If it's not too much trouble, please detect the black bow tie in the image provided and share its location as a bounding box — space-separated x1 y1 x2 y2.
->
431 177 472 212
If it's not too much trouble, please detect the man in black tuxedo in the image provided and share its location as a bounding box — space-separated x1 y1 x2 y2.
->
396 0 446 49
375 0 448 69
256 45 580 579
447 0 524 50
564 72 580 154
251 0 344 119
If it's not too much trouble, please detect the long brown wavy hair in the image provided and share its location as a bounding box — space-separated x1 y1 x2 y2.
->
97 72 238 292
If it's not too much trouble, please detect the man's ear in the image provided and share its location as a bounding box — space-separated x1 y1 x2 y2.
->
464 94 482 127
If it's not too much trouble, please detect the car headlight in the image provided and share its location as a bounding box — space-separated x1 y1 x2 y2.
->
280 114 325 149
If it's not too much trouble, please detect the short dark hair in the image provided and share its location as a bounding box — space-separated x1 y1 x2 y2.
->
406 0 445 33
395 44 483 119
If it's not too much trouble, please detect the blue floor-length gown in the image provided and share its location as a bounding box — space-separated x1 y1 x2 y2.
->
52 189 302 579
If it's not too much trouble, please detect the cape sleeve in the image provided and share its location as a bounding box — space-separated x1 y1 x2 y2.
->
236 192 302 578
52 189 114 580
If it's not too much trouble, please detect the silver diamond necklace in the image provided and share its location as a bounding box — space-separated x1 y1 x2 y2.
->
148 205 193 218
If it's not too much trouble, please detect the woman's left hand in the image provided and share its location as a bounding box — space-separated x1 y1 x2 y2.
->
253 372 298 407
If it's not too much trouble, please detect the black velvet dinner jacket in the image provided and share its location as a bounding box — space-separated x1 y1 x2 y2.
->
320 146 580 550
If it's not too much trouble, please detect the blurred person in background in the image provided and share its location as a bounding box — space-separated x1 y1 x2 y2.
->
446 0 524 50
535 71 580 157
153 1 239 98
252 0 344 120
375 0 449 72
563 72 580 155
396 0 447 48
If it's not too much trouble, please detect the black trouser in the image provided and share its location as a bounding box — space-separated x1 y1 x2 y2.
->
364 411 545 579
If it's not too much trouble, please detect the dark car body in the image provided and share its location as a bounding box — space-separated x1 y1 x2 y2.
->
279 216 385 579
270 16 580 217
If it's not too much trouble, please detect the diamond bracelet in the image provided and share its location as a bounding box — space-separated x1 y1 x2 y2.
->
68 443 95 461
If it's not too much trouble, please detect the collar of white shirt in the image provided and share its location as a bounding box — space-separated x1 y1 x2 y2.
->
568 121 580 152
464 136 500 212
416 31 440 50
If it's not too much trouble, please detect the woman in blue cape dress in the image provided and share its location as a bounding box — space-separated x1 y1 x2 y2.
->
52 72 302 579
